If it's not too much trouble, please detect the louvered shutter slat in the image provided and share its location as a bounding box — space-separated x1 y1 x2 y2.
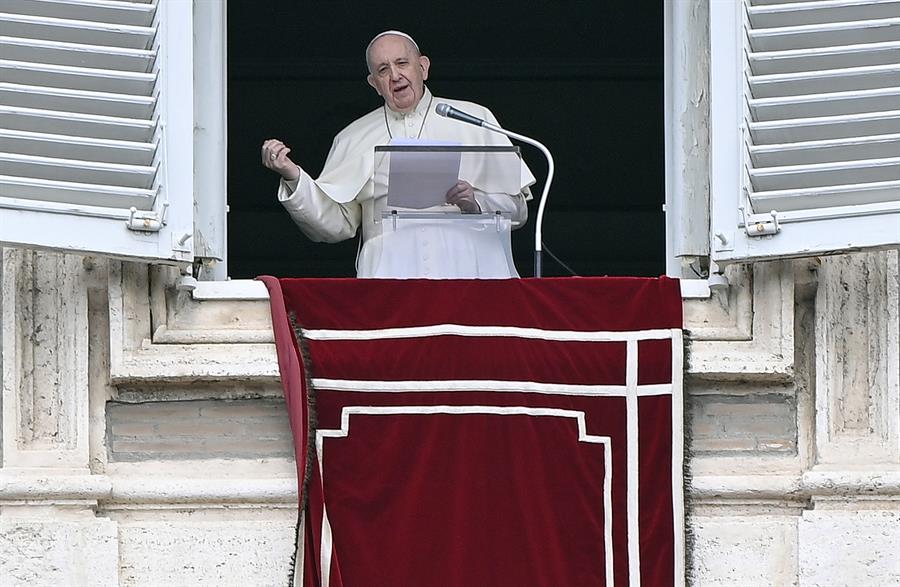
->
754 0 829 5
0 128 155 165
0 83 155 118
751 180 900 211
749 17 900 51
0 0 158 213
0 59 156 94
751 133 900 165
749 63 900 97
0 174 154 209
0 152 155 188
0 106 154 141
0 36 156 71
744 0 900 213
0 13 155 49
749 40 900 74
2 0 156 27
748 0 900 28
751 156 900 190
751 109 900 142
751 87 900 121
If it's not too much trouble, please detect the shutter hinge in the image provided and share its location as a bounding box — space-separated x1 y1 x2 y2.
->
740 206 780 237
126 203 168 232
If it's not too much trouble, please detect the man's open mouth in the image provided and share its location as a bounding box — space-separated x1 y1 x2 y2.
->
393 82 410 94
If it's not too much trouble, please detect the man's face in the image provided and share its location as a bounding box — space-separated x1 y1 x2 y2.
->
366 35 430 114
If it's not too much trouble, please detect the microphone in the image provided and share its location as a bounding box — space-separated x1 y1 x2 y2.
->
435 103 486 127
434 102 555 277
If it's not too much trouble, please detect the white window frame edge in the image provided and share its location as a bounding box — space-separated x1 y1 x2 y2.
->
154 0 195 264
665 0 712 281
193 0 228 280
708 0 745 267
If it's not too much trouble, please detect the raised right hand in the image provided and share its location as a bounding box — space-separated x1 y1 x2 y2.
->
261 139 301 181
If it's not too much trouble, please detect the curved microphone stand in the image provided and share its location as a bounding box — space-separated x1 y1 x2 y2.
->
435 104 555 277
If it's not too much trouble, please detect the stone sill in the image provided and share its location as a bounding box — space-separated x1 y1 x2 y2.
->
0 472 297 505
4 471 898 507
691 471 900 503
193 279 269 300
108 263 795 385
192 278 711 301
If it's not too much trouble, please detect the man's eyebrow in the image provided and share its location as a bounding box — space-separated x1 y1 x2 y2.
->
372 55 412 70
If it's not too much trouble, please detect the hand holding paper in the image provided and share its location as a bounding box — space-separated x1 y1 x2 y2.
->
445 180 480 213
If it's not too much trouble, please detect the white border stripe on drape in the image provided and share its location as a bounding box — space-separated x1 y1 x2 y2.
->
302 324 675 342
626 339 641 587
603 438 615 587
311 378 673 397
671 329 686 587
320 506 333 587
316 406 617 584
308 323 683 586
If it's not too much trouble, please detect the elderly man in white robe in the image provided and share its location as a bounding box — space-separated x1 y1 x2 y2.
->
261 31 535 278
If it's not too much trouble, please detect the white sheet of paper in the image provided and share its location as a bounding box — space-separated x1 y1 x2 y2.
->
386 139 461 209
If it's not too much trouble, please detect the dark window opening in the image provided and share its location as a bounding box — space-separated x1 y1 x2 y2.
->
227 2 664 278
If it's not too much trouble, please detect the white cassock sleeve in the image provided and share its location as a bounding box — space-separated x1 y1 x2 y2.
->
473 188 529 226
277 171 362 243
464 106 533 227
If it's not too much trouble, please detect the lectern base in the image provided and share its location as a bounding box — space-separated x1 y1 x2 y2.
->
358 212 517 279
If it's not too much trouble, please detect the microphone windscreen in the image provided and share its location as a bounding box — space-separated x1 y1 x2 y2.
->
435 103 452 117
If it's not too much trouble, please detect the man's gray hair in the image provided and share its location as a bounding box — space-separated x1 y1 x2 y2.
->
365 30 421 72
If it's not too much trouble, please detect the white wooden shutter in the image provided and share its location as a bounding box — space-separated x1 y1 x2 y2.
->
0 0 193 263
710 0 900 264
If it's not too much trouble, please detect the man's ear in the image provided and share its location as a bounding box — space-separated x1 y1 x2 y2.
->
366 73 380 96
419 55 431 81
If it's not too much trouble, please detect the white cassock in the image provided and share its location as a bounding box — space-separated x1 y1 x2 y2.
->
278 88 536 278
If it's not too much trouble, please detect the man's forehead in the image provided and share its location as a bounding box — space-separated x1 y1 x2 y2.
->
366 31 420 64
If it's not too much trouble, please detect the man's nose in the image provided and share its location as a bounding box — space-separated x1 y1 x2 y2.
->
389 65 402 80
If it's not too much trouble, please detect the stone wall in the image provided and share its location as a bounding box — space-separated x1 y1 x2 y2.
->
1 248 898 586
1 251 296 586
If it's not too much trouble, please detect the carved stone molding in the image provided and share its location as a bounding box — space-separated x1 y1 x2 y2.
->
0 472 296 507
686 261 794 380
690 470 900 505
107 262 278 385
1 249 90 469
814 250 900 465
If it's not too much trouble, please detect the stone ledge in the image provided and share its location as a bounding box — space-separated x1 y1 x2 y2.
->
691 474 804 503
691 470 900 505
109 343 280 385
802 469 900 496
0 472 111 502
0 474 298 506
108 477 298 505
6 471 897 508
150 326 274 344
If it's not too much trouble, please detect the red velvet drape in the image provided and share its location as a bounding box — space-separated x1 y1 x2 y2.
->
260 277 684 587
